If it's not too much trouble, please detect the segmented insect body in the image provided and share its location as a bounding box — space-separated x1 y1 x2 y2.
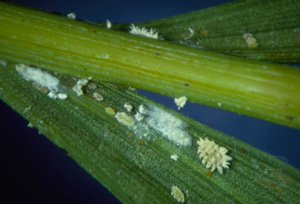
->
197 138 232 174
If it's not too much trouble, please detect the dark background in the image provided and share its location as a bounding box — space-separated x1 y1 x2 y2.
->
1 0 300 203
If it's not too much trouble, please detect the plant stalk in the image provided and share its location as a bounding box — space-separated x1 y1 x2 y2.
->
0 2 299 129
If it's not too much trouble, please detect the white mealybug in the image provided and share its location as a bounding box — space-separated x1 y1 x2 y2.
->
170 154 179 161
67 12 76 20
47 91 58 99
105 107 116 115
88 83 97 89
115 112 135 127
27 123 34 128
174 96 187 110
57 93 68 100
197 138 232 174
0 59 7 67
72 78 90 96
106 19 112 29
129 24 159 39
243 33 258 48
93 92 104 102
171 185 185 203
123 102 133 112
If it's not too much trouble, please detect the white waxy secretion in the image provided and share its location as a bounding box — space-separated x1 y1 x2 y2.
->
129 24 159 39
140 105 192 146
138 104 146 114
16 64 60 92
134 112 144 121
16 64 68 100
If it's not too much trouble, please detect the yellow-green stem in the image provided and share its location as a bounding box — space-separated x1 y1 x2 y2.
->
0 2 299 129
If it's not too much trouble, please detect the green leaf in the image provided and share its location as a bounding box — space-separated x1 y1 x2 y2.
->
1 60 300 203
111 0 300 63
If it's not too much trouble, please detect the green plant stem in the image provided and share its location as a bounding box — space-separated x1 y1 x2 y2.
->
0 2 300 129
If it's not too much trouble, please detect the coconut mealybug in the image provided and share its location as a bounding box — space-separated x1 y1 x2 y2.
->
197 138 232 174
